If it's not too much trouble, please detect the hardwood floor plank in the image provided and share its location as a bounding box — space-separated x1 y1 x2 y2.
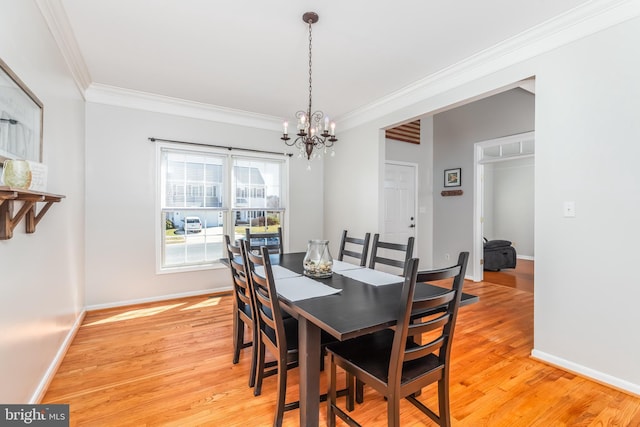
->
42 269 640 426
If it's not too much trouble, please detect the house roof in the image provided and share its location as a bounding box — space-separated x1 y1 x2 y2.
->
234 166 265 186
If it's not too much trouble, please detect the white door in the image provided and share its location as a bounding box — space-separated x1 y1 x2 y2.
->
383 162 417 253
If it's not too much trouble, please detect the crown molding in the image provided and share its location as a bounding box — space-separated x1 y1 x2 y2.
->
338 0 640 130
85 83 282 131
35 0 91 97
38 0 639 131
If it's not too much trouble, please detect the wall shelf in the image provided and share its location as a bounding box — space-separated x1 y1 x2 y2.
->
0 186 65 240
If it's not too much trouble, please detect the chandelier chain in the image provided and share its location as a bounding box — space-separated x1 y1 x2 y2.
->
308 19 313 117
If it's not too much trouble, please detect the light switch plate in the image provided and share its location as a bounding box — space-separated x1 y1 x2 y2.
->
563 201 576 217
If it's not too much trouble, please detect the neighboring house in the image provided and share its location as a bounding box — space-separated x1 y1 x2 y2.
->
165 160 223 209
234 166 267 224
165 164 271 228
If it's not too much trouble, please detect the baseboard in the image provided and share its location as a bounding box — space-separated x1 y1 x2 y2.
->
531 349 640 398
517 255 534 261
85 287 232 312
30 309 87 403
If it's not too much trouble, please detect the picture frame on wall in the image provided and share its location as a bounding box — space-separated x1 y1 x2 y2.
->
444 168 461 187
0 57 44 164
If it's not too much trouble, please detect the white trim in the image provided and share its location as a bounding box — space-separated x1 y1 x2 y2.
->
518 254 535 261
35 0 91 96
473 145 484 282
531 349 640 396
85 288 231 312
339 0 640 130
30 310 86 403
474 131 535 282
85 83 282 131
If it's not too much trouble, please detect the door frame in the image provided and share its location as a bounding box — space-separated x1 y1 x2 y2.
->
473 131 535 281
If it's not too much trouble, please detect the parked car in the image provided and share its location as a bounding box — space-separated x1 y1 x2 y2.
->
184 216 202 233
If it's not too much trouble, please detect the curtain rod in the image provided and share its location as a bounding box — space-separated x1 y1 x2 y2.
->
148 137 293 157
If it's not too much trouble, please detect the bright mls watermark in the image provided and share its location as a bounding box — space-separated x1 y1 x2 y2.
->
1 405 69 426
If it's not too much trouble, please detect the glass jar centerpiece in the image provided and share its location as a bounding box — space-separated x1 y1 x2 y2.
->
303 239 333 278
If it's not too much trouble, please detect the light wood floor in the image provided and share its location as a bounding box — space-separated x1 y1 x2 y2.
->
483 259 534 293
43 264 640 426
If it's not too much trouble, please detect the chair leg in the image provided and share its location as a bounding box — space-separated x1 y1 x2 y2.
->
387 394 401 427
438 377 451 427
355 379 364 403
346 373 355 412
232 314 242 364
248 325 258 388
327 355 337 427
274 358 287 427
254 339 266 396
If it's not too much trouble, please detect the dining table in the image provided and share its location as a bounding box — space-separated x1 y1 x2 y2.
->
254 252 479 427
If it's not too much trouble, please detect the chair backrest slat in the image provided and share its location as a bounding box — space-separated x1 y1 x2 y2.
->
245 227 283 254
368 234 415 276
337 230 371 266
404 336 445 362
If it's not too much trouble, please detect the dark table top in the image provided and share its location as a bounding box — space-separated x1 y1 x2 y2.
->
266 252 479 341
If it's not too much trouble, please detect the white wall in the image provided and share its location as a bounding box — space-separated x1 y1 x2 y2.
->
490 157 535 257
85 102 323 308
327 15 640 394
324 124 382 255
0 0 85 403
533 17 640 390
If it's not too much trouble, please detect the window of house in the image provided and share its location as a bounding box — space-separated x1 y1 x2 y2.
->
158 144 286 272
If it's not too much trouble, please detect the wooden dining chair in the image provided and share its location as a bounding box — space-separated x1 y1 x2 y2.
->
243 240 301 426
243 241 346 426
337 230 371 266
327 252 469 427
368 233 415 276
245 226 284 254
225 235 258 388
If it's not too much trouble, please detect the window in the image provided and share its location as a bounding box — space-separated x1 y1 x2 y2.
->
231 157 285 243
158 145 286 272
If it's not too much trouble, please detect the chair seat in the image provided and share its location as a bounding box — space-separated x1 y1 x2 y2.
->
327 329 443 385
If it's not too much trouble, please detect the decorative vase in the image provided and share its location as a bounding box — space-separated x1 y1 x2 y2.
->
303 239 333 278
2 160 32 189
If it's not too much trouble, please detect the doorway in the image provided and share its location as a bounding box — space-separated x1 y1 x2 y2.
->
473 131 535 282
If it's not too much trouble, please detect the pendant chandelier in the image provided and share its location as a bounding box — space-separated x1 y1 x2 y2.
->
281 12 337 162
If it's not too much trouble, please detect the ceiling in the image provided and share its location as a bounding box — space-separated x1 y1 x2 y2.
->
55 0 594 123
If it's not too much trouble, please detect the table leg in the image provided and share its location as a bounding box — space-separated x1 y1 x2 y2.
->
298 317 321 427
